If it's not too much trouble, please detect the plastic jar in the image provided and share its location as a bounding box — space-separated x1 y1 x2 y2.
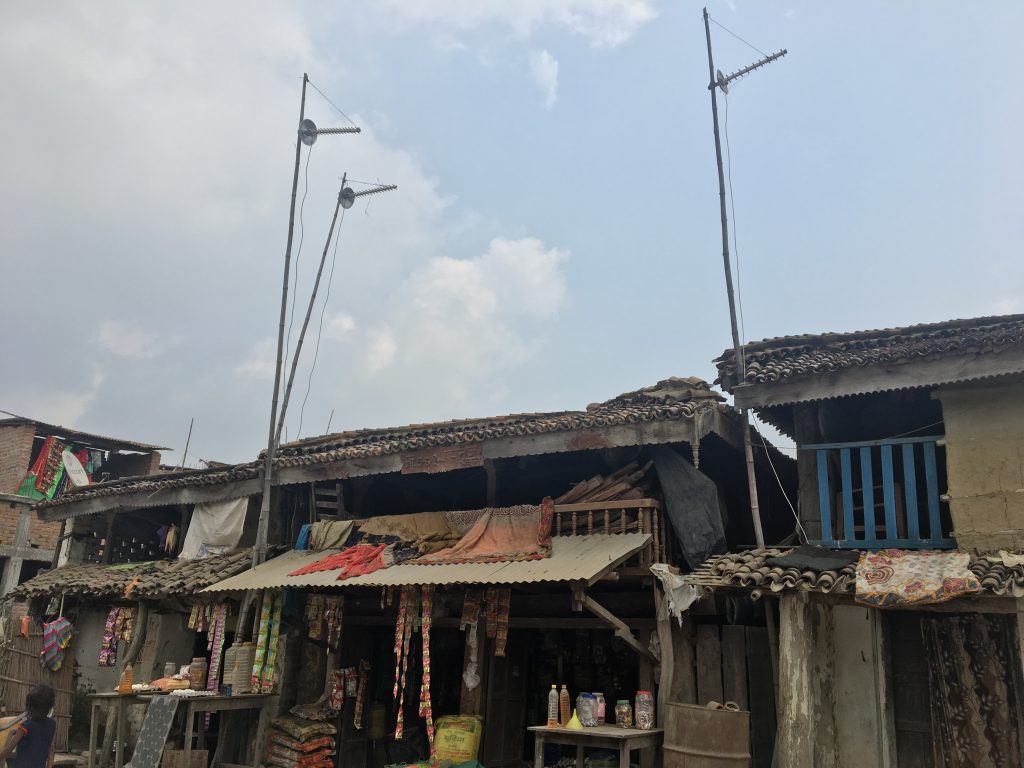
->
189 657 208 691
595 693 606 725
635 691 654 730
578 693 598 727
614 700 633 728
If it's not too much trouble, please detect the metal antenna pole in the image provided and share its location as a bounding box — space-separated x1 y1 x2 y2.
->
254 73 309 567
275 175 348 447
702 8 765 550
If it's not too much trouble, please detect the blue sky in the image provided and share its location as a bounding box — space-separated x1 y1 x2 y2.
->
2 2 1022 463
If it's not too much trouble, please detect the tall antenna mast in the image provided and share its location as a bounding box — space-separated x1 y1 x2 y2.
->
253 75 361 567
702 8 786 550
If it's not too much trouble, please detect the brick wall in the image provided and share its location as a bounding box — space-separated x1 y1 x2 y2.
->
0 498 59 553
0 424 37 495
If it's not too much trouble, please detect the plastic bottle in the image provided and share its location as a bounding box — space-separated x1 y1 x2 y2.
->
595 693 606 725
559 684 570 726
117 663 133 695
547 685 559 727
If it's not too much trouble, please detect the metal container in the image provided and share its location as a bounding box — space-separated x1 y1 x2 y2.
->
663 703 750 767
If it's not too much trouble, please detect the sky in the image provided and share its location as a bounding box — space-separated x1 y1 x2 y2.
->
2 2 1023 464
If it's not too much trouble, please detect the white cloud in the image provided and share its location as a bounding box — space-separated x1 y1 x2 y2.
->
358 237 568 401
379 0 656 47
992 297 1021 315
364 327 398 373
96 321 161 359
236 337 276 380
7 370 105 427
324 313 357 341
530 50 559 109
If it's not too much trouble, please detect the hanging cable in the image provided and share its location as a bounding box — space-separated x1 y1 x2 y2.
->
750 419 808 544
307 78 359 128
296 208 346 439
710 16 769 58
284 143 314 369
723 91 747 368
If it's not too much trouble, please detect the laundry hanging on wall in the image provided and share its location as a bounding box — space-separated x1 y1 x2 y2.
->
99 607 135 667
40 617 73 671
179 497 249 560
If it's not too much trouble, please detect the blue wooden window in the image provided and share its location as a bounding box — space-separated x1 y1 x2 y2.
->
801 437 953 550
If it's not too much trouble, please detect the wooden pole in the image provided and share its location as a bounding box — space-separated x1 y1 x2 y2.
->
702 6 765 550
274 175 348 446
254 73 309 568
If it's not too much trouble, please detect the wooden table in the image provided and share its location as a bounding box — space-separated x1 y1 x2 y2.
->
180 694 270 768
88 692 157 768
87 692 269 768
528 725 664 768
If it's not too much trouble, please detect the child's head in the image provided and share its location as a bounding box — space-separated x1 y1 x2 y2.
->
26 685 55 720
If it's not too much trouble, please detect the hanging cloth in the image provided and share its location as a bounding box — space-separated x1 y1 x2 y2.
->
204 604 229 728
923 614 1022 766
324 595 344 650
420 586 435 749
392 585 418 740
40 617 73 671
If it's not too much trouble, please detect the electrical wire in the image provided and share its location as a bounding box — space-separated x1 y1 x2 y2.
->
284 142 314 369
710 17 769 58
723 90 747 369
751 419 808 543
307 78 358 128
296 208 346 439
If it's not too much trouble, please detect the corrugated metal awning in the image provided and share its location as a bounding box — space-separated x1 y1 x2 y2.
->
202 533 650 592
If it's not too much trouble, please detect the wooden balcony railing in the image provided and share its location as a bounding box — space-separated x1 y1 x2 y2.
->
800 436 953 550
553 499 667 566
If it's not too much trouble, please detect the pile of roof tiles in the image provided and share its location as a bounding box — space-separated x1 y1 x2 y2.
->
13 548 255 601
689 547 1024 599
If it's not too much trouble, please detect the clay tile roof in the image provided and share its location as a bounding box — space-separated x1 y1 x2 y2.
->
271 376 728 466
36 463 261 510
688 548 1024 598
38 377 734 513
714 314 1024 391
11 549 257 601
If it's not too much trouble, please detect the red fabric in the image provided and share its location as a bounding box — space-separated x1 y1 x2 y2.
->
29 436 65 493
289 544 387 578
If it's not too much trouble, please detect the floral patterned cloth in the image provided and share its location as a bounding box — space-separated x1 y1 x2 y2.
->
923 614 1021 767
855 549 982 607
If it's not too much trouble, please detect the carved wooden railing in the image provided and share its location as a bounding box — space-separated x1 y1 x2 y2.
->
552 499 667 566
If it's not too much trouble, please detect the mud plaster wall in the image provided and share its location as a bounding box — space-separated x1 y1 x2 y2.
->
937 377 1024 553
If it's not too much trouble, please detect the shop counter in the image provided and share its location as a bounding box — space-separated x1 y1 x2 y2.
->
528 725 664 768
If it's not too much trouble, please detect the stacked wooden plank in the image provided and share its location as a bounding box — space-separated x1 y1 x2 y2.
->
554 460 653 504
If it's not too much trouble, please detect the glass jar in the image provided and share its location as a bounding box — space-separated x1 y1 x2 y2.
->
635 691 654 730
578 693 598 727
189 657 208 691
615 700 633 728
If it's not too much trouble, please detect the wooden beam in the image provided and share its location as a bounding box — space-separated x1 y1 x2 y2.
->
576 590 658 664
